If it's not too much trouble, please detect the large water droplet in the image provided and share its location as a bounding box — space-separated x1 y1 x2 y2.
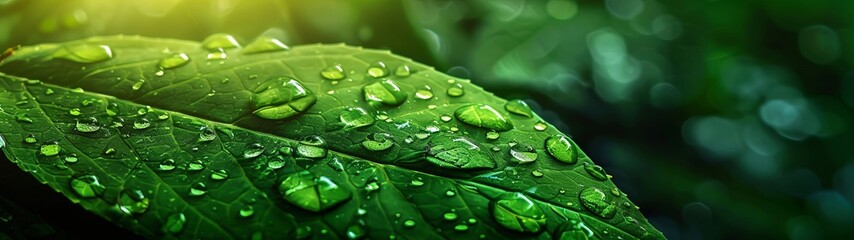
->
584 163 608 181
242 36 289 54
454 104 513 131
133 118 151 129
340 107 374 128
492 192 547 233
75 117 101 133
118 189 150 215
244 143 264 158
278 171 352 212
297 136 327 159
252 78 317 120
202 33 241 50
447 83 464 97
426 134 495 169
53 44 113 63
162 212 186 234
367 62 388 78
159 53 190 69
70 174 105 198
362 133 394 151
509 143 537 163
504 100 533 118
40 142 61 156
579 188 616 219
363 79 407 106
321 65 346 80
545 135 577 164
198 127 217 142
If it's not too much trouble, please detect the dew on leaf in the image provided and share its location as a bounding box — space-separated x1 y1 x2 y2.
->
118 189 149 215
202 33 241 50
321 65 346 80
244 143 265 158
346 224 366 239
534 121 548 131
415 86 434 100
545 135 577 164
362 133 394 151
394 65 411 77
131 79 145 90
454 104 513 132
278 171 352 212
15 113 33 123
504 99 533 118
242 36 289 54
40 142 61 156
297 136 327 159
189 182 208 196
24 135 38 144
367 62 388 78
64 154 78 163
426 134 495 169
443 212 458 221
198 127 217 142
69 108 81 116
75 117 100 133
492 192 547 233
159 53 190 69
340 107 374 128
447 83 464 97
162 212 186 234
252 78 317 120
403 219 416 228
239 205 255 218
133 118 151 129
70 174 105 198
188 160 205 171
206 48 228 60
579 187 616 219
53 44 112 63
210 169 229 180
363 79 407 106
485 131 500 140
159 159 176 171
509 143 537 164
584 163 608 181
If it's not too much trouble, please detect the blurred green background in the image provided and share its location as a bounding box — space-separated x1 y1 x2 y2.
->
1 0 853 239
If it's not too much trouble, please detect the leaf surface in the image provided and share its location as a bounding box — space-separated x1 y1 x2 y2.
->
0 35 663 239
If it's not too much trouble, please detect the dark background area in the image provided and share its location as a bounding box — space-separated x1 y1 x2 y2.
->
1 0 853 239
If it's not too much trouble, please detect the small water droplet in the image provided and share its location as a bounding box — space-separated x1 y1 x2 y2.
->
70 174 105 198
69 108 81 116
189 182 208 196
579 187 616 219
297 136 327 159
268 158 286 169
131 79 145 90
118 189 150 215
242 36 289 54
545 135 577 164
363 79 407 106
362 133 394 151
610 188 621 197
340 107 374 128
159 53 190 69
584 163 608 181
509 143 537 164
443 212 458 221
394 65 411 77
440 115 452 122
403 219 416 228
321 65 346 80
410 178 424 187
455 224 469 232
239 205 255 218
415 86 434 100
154 70 165 76
75 117 101 133
445 190 456 197
367 62 388 78
44 88 55 95
198 127 217 142
492 192 547 233
244 143 265 158
202 33 241 50
454 104 513 131
447 83 464 97
278 171 352 212
103 148 116 155
64 154 78 163
365 181 380 192
533 121 548 131
210 169 229 180
346 224 365 239
40 142 61 156
24 134 38 144
485 131 500 140
531 169 544 177
504 100 533 118
133 118 151 129
205 48 228 60
53 44 113 63
159 159 176 171
252 78 317 120
188 160 205 171
162 212 186 234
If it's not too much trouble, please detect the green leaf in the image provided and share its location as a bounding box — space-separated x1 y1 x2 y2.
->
0 35 663 239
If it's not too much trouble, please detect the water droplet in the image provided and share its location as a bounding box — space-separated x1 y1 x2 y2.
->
492 192 547 233
131 79 145 91
443 212 458 221
159 159 176 171
357 208 368 216
531 170 544 178
278 171 352 212
415 86 434 100
75 117 101 133
118 189 150 215
252 78 317 120
45 88 55 95
297 136 327 159
189 182 208 196
154 70 165 76
53 44 113 63
440 115 452 122
198 127 217 142
545 135 577 164
340 107 374 128
133 118 151 129
455 224 469 232
362 133 394 151
579 187 616 219
159 53 190 69
365 181 380 192
610 188 621 197
202 33 241 50
363 79 407 106
533 121 548 131
454 104 513 131
445 190 456 197
268 158 286 169
554 219 594 239
504 100 533 118
188 160 205 171
40 142 61 156
426 135 495 169
410 179 424 187
69 108 81 116
403 219 416 228
584 163 608 181
367 62 388 78
206 48 228 60
485 131 499 140
321 65 346 80
242 36 289 54
244 143 265 158
211 169 229 180
70 174 105 198
346 225 365 239
447 83 464 97
239 205 255 218
15 113 33 123
162 212 186 234
394 65 411 77
64 154 78 163
509 143 537 164
24 135 38 144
